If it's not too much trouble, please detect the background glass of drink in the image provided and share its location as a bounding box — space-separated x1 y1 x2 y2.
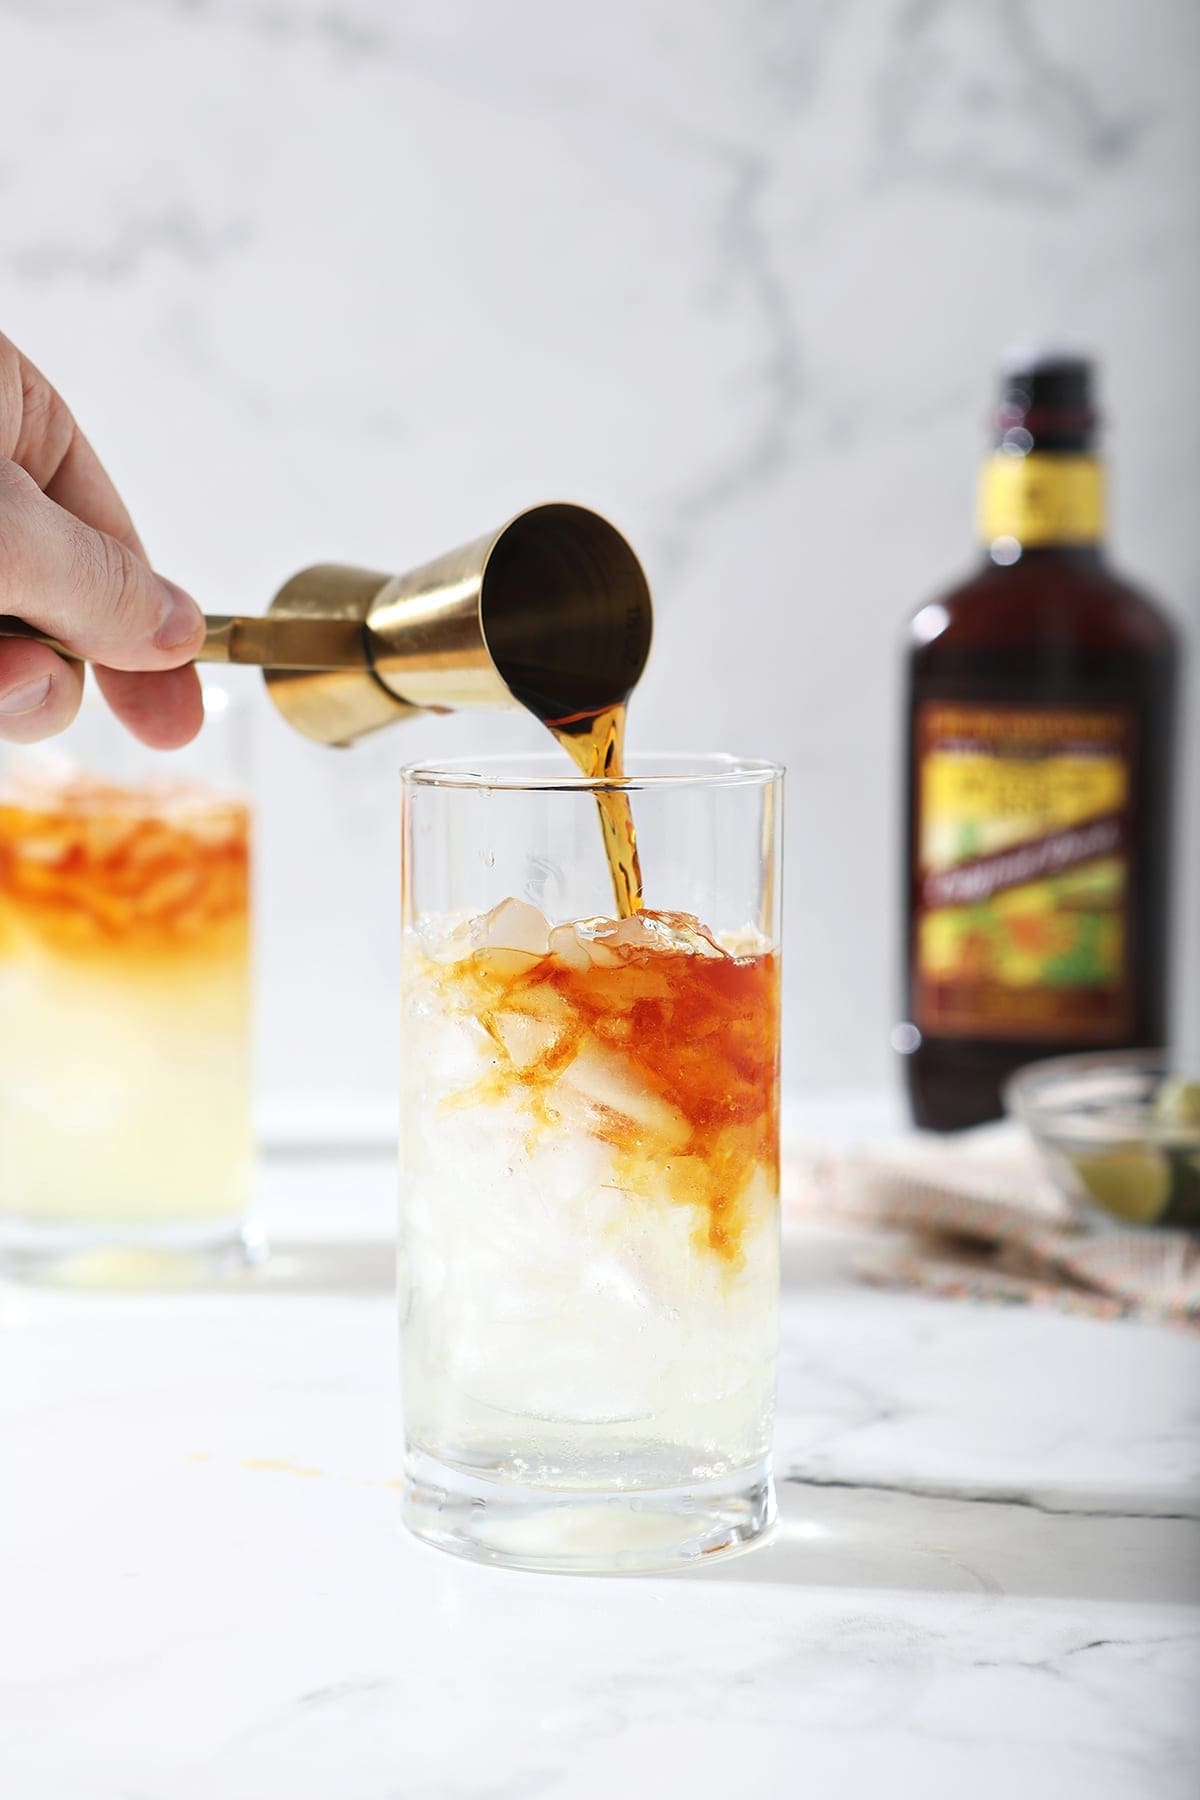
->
399 753 782 1573
0 680 256 1284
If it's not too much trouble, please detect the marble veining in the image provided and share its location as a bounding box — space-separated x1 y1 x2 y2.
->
1 0 1196 1116
785 1471 1200 1522
878 0 1146 202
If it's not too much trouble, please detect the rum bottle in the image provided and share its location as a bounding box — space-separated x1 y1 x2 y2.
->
900 352 1180 1130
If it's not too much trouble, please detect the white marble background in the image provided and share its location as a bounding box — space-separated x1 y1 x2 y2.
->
2 0 1197 1131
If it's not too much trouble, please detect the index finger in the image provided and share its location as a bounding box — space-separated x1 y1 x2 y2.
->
0 461 203 666
1 333 205 747
1 333 145 557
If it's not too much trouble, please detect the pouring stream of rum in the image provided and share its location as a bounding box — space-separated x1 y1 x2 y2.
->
546 702 643 918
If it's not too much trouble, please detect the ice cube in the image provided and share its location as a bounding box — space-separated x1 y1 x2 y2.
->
11 826 78 867
480 947 546 982
434 898 551 970
478 897 552 957
176 808 245 850
640 912 727 958
547 923 594 972
82 816 144 861
134 866 203 920
124 822 184 866
492 1010 569 1072
580 911 728 961
562 1044 692 1150
566 920 623 967
719 924 773 961
573 915 619 941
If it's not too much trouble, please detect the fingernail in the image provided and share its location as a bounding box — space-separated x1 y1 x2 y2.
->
0 675 52 715
154 579 205 651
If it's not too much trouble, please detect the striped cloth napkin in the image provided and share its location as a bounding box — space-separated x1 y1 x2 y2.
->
787 1128 1200 1329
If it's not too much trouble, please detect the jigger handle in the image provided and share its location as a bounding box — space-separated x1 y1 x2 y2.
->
0 612 367 672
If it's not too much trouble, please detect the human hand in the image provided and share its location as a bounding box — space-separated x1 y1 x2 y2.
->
0 331 205 748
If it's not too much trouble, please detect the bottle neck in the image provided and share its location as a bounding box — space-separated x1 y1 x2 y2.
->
977 450 1106 555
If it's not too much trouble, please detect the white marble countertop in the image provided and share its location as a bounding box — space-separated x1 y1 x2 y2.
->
4 1146 1199 1800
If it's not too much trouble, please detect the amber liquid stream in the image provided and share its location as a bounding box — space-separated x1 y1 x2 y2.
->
544 702 644 917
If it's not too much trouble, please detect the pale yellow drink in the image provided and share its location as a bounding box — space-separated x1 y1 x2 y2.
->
0 773 252 1244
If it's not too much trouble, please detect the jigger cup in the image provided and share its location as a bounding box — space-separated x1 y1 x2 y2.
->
0 503 654 749
265 502 654 745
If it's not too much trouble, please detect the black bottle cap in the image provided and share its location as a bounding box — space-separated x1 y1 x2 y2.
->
994 347 1098 451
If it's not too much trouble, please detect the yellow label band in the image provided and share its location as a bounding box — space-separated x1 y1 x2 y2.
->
977 453 1104 546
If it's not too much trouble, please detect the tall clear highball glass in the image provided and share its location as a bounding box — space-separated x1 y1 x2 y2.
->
0 679 256 1284
399 753 782 1573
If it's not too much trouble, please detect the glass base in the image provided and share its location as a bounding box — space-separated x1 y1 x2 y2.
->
402 1446 776 1574
0 1215 266 1288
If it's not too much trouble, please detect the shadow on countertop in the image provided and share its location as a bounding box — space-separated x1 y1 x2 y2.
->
686 1473 1200 1604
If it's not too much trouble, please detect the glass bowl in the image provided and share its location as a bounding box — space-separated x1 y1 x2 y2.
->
1004 1051 1200 1229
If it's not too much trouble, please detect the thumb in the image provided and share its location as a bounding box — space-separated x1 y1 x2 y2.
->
0 458 204 669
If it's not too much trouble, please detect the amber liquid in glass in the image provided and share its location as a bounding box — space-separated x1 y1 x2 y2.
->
439 693 779 1262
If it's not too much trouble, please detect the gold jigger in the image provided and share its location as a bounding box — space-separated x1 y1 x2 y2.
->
0 503 653 748
265 502 652 745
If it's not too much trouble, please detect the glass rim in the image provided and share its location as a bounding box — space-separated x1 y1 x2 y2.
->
400 750 785 793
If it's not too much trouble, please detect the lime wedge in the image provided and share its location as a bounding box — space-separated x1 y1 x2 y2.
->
1071 1148 1171 1225
1153 1077 1200 1131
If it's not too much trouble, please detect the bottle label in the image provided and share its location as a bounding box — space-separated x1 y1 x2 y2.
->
977 453 1104 545
912 703 1133 1040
